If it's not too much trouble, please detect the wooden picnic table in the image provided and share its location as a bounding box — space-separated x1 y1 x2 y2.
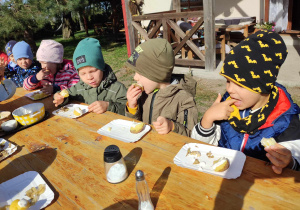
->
1 88 300 209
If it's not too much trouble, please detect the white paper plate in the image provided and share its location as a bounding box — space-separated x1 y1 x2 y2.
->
0 138 17 161
0 171 54 209
52 104 89 119
173 143 246 179
25 90 50 101
97 119 151 143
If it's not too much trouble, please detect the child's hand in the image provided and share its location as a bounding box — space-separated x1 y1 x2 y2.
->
53 93 64 107
153 116 174 135
88 101 109 114
264 144 293 174
201 93 237 129
36 68 51 81
127 84 142 108
41 82 53 95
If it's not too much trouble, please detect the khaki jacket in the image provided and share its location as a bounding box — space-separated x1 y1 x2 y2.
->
126 74 198 137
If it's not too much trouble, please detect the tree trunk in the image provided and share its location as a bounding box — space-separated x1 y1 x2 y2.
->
82 10 89 36
23 30 38 55
111 0 119 40
63 12 75 39
78 12 85 31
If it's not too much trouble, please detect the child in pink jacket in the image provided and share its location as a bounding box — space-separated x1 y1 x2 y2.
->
23 40 79 95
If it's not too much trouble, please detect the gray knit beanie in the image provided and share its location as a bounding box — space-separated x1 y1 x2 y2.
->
126 38 175 83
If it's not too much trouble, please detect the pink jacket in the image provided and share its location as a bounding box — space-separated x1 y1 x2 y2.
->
23 59 79 92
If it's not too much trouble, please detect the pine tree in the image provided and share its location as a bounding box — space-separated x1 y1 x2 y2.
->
0 0 58 52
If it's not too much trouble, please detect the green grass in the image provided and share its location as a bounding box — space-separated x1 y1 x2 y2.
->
36 29 128 71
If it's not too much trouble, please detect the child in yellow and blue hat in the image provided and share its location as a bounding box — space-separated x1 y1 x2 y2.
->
191 30 300 174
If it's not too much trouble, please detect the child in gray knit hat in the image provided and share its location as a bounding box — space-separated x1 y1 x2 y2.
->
126 38 198 137
191 30 300 174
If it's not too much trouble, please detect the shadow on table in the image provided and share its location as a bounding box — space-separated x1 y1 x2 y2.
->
151 166 171 208
214 157 300 210
103 166 171 209
0 148 58 202
124 147 143 176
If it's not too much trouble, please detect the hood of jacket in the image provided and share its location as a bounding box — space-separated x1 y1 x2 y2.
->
160 74 197 97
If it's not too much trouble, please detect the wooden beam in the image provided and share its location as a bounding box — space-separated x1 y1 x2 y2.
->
168 19 205 61
175 58 205 67
124 0 135 54
132 21 150 41
287 0 293 30
162 19 168 39
203 0 216 71
173 0 181 13
132 11 203 21
148 20 162 38
265 0 269 22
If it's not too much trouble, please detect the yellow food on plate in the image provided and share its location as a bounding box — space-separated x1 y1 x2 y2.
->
212 157 230 172
193 159 200 165
73 107 82 116
60 89 69 98
261 137 277 147
9 199 31 210
32 92 48 100
132 83 144 92
186 148 201 157
206 151 214 158
130 122 145 134
0 111 11 120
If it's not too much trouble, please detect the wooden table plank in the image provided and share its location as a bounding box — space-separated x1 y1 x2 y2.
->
1 88 300 209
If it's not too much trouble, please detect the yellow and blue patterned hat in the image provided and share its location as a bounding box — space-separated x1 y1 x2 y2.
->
220 30 287 94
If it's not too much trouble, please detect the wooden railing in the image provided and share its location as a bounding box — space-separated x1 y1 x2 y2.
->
131 10 206 67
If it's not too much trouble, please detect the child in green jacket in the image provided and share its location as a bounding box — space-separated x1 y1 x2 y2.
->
53 38 127 115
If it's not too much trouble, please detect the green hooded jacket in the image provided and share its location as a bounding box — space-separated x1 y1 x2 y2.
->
125 74 198 137
60 64 127 115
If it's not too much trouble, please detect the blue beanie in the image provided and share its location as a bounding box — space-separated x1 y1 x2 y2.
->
12 41 34 61
73 38 105 71
5 40 17 56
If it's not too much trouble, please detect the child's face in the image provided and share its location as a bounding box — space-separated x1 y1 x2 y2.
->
9 54 16 64
17 58 32 69
78 66 103 88
226 79 269 110
40 61 58 75
134 72 159 94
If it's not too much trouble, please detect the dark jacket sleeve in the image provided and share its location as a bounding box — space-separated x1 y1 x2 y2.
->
275 115 300 143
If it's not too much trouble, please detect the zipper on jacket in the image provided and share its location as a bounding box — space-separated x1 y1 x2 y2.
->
149 89 159 124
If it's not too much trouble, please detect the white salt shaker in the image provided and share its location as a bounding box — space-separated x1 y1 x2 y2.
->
104 145 128 184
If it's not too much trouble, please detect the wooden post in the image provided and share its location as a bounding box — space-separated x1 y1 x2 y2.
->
124 0 136 56
173 0 181 43
173 0 181 12
203 0 216 71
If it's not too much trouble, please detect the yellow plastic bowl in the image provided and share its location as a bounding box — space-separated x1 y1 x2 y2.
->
12 103 45 126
